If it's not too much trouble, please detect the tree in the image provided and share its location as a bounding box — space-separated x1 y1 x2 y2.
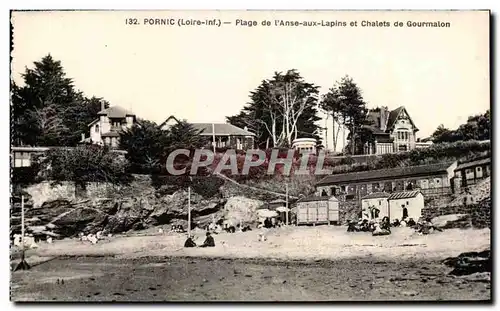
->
43 145 132 194
120 119 207 175
164 120 208 154
11 54 109 146
227 70 321 148
329 76 369 155
320 83 344 152
119 119 169 174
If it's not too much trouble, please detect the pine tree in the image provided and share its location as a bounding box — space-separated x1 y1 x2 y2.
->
11 54 108 146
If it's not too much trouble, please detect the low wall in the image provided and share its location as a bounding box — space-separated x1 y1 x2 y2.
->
422 199 491 229
25 181 120 208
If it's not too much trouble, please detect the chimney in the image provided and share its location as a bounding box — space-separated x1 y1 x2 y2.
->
101 101 105 111
380 106 389 131
81 133 85 141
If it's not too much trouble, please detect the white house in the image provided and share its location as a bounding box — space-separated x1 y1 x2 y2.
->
387 190 424 222
361 192 390 220
81 104 136 148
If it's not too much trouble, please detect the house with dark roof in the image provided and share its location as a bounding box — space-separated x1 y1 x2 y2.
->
315 161 458 200
454 156 491 187
160 115 255 150
361 106 429 155
81 103 136 148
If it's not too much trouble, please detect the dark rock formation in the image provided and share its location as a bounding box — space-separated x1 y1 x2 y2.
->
443 250 491 276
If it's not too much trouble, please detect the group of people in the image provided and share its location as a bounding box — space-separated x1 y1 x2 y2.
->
184 232 216 248
391 217 417 228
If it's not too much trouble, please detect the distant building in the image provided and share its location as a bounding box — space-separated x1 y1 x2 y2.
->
315 161 458 200
160 116 255 150
454 156 491 188
292 138 317 154
387 191 424 222
81 104 136 148
11 146 127 168
361 106 427 155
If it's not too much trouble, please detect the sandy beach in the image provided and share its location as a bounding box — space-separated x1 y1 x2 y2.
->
10 226 491 301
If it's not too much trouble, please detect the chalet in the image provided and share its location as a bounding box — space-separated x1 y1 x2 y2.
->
160 116 256 150
387 191 425 222
454 156 491 187
315 161 458 200
361 106 426 155
81 104 136 148
361 192 390 220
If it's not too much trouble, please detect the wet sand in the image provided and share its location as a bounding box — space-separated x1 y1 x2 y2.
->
11 256 491 302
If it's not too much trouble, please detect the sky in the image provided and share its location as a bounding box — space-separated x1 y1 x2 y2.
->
11 10 490 151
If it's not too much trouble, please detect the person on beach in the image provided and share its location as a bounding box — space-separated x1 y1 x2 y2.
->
200 232 215 247
184 236 197 248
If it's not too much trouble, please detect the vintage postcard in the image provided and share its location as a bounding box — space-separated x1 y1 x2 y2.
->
9 10 491 302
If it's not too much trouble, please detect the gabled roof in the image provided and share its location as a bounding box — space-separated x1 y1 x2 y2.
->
192 123 255 136
159 116 255 136
97 106 135 118
388 191 422 200
455 157 491 171
88 119 99 127
386 106 419 132
361 192 390 200
316 161 455 186
159 115 181 128
297 196 338 203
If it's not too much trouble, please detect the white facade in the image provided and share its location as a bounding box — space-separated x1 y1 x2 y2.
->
388 192 424 222
389 109 417 153
361 196 389 220
292 138 317 154
84 106 135 148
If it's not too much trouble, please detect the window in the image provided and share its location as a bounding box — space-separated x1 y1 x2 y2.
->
477 167 482 171
378 200 381 206
341 186 346 192
406 201 409 205
95 124 99 133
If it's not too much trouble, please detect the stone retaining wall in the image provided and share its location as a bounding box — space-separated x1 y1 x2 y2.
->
339 201 361 225
422 199 490 229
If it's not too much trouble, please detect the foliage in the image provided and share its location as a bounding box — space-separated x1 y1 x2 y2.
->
42 145 133 189
227 69 321 148
431 110 490 143
11 54 110 146
321 75 370 155
120 119 207 175
120 119 170 174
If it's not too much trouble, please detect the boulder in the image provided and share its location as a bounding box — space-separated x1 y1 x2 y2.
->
52 207 105 237
147 190 221 225
103 199 145 233
443 249 491 276
223 196 263 226
431 214 470 229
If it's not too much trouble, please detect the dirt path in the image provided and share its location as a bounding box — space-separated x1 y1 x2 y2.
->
11 256 491 302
